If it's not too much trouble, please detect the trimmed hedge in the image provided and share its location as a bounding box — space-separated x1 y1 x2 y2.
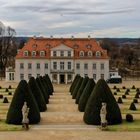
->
45 74 54 93
78 79 96 112
129 102 136 110
69 74 78 92
126 114 133 122
28 77 47 112
36 77 49 104
72 77 83 99
75 77 89 104
6 80 40 124
84 79 122 125
122 95 126 99
3 97 9 103
118 97 123 104
42 76 52 96
133 99 138 103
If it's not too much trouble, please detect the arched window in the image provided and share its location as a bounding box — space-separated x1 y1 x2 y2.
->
40 51 45 57
88 51 92 57
32 51 36 56
96 51 101 57
23 51 29 57
79 51 84 57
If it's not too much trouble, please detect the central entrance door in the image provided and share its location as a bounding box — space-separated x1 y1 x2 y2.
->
60 74 65 84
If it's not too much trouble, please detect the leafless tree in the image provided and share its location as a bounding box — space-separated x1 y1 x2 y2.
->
0 21 16 78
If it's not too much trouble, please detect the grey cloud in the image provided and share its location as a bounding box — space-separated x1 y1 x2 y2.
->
6 5 134 16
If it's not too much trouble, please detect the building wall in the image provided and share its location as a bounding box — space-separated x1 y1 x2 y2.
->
15 58 109 83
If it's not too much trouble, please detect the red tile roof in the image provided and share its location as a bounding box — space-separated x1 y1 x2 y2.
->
16 37 109 59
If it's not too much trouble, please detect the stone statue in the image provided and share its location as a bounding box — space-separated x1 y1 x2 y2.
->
100 102 107 130
22 101 29 130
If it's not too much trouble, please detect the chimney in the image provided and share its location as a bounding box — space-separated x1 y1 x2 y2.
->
88 35 91 39
50 35 53 39
71 35 74 40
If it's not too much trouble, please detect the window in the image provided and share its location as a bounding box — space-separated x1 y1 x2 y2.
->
45 44 51 48
32 51 36 56
36 63 40 69
20 74 24 80
84 63 88 70
20 63 24 69
44 63 48 69
96 51 101 57
68 51 71 57
32 44 37 48
28 74 32 79
9 73 14 80
84 74 88 77
40 51 45 57
101 74 104 79
93 74 96 80
23 51 28 57
60 62 64 70
52 74 57 81
73 44 79 49
76 63 80 69
60 51 64 57
53 51 57 57
101 63 104 70
68 62 71 70
28 63 32 69
68 74 72 81
37 74 40 77
79 51 84 57
86 44 92 49
53 62 57 70
93 63 96 70
88 51 92 57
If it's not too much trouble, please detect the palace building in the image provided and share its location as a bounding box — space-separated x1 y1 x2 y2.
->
13 36 109 84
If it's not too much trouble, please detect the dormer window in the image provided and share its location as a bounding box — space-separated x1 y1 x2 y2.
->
40 51 45 57
45 44 51 48
23 51 29 57
79 51 84 57
96 51 101 57
73 44 79 49
32 51 36 56
32 44 37 48
88 51 92 57
86 44 92 49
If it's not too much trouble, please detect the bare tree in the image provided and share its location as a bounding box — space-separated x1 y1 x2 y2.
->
0 21 16 78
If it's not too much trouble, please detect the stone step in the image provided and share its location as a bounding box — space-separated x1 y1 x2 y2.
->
47 104 78 112
40 112 84 124
31 124 97 130
49 99 75 104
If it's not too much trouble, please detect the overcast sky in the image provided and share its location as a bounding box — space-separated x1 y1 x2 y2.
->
0 0 140 37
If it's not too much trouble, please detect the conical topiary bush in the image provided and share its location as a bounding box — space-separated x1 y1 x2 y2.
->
45 74 54 93
36 77 49 104
129 102 136 110
72 77 83 99
84 79 122 125
28 77 47 112
6 80 40 125
78 79 96 112
75 77 89 104
43 76 52 96
39 76 50 99
70 75 81 95
117 97 123 104
69 74 79 92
